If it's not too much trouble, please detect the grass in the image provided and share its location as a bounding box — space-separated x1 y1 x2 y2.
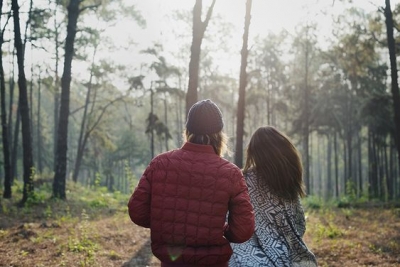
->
0 181 399 266
303 204 400 267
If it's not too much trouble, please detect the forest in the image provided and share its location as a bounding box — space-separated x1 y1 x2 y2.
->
0 0 400 266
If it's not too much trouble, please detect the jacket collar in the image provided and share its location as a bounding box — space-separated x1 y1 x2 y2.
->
182 142 217 154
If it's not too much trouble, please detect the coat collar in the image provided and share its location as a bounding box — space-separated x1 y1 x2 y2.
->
181 142 217 154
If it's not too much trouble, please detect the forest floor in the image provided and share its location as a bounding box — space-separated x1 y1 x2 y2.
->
0 182 400 267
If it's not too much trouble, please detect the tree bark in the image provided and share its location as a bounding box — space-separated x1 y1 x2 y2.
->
53 1 60 171
301 26 311 194
12 0 34 205
327 133 332 199
186 0 216 115
384 141 392 199
8 58 16 183
0 0 12 198
371 133 378 198
11 106 20 183
357 130 362 198
334 130 339 197
53 0 80 199
235 0 252 168
36 72 43 173
385 0 400 169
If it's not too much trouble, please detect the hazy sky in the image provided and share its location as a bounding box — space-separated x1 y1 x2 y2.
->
21 0 399 87
103 0 393 87
130 0 389 44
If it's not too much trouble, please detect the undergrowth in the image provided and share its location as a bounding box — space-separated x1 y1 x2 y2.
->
0 179 132 266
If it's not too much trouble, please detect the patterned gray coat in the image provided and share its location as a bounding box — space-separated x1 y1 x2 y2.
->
229 170 318 267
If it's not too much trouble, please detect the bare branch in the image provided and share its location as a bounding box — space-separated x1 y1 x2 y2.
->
202 0 216 31
86 93 127 136
370 31 387 46
79 4 100 14
1 11 12 35
23 0 33 47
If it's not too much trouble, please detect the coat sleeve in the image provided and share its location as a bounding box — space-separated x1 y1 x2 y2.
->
225 169 255 243
127 164 153 228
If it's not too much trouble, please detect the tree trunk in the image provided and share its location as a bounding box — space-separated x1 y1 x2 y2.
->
53 0 80 199
373 134 379 198
334 130 339 198
357 130 362 198
12 0 34 205
72 131 89 183
0 58 11 198
0 0 12 198
301 26 312 194
53 1 60 171
317 134 322 196
11 106 20 183
8 58 16 183
384 141 392 200
391 139 398 198
36 72 43 173
72 48 96 183
378 143 384 199
327 132 332 200
235 0 252 168
368 129 373 199
385 0 400 169
73 84 124 182
186 0 216 115
346 81 355 187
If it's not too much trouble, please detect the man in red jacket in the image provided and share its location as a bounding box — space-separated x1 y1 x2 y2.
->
128 99 255 267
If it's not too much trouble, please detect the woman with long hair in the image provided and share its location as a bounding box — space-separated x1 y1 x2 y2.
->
229 126 317 267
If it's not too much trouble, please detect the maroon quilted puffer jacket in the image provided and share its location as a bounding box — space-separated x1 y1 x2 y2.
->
128 142 254 266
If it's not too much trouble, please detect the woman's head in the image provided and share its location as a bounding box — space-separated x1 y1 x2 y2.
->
185 99 227 156
244 126 306 200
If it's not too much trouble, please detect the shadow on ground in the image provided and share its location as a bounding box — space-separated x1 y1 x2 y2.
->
122 238 157 267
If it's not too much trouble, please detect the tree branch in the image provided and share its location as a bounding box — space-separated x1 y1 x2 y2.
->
1 11 12 35
370 31 387 46
79 4 100 14
202 0 216 32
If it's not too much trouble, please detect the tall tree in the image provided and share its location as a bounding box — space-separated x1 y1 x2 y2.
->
235 0 252 168
72 60 130 182
290 24 319 193
186 0 216 115
51 0 63 171
384 0 400 167
52 0 82 199
12 0 34 204
0 0 12 198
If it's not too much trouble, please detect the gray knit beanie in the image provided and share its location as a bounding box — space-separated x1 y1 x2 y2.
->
186 99 224 135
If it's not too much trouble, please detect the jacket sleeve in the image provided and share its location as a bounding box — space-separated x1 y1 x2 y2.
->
225 169 255 243
127 164 153 228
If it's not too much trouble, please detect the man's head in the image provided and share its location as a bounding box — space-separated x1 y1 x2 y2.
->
185 99 227 156
186 99 224 135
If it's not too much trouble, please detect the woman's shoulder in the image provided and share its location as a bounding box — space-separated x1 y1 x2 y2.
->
243 168 256 179
243 169 264 188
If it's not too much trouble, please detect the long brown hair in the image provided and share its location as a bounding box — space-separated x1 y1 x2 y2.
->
243 126 306 200
184 129 228 157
